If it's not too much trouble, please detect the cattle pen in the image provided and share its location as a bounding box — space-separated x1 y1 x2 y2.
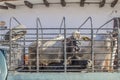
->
0 16 120 80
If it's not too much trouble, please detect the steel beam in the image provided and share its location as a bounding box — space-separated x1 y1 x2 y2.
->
43 0 49 7
0 5 8 9
99 0 105 8
61 0 66 7
5 2 16 9
80 0 85 7
24 1 33 8
111 0 118 7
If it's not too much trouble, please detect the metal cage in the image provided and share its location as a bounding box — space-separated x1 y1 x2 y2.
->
0 17 120 74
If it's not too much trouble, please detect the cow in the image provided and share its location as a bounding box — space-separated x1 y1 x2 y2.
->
28 31 92 71
62 31 92 71
85 31 118 72
65 30 118 72
28 35 64 67
101 31 118 72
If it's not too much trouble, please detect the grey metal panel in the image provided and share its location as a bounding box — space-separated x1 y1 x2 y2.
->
7 72 120 80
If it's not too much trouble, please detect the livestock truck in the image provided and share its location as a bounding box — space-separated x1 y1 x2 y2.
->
0 17 120 80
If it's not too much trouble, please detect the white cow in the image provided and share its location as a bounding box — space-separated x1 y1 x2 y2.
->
29 35 64 66
85 31 118 72
28 31 92 69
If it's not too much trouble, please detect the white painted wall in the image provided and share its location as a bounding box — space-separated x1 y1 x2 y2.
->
0 2 120 29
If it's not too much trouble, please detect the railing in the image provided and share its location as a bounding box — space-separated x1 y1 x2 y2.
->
0 17 119 73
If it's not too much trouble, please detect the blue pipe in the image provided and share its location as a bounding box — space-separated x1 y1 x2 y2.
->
0 49 8 80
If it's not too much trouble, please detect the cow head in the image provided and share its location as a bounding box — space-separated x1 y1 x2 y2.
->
72 31 81 40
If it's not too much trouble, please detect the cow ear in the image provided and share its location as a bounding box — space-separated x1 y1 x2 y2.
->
82 36 91 41
106 31 111 34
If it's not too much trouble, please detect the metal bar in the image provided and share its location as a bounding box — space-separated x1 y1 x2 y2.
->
99 0 106 8
43 0 50 7
9 18 12 70
59 17 65 35
16 27 113 30
0 5 8 9
10 17 21 25
36 20 39 72
63 17 67 72
110 35 114 71
36 18 43 72
61 0 66 7
24 1 33 8
23 36 26 65
117 18 120 71
78 17 92 31
89 17 94 72
80 0 85 7
95 18 114 34
5 2 16 9
111 0 118 7
36 18 43 39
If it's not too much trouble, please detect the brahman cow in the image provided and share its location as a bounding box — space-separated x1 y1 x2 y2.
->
28 31 92 71
86 31 118 72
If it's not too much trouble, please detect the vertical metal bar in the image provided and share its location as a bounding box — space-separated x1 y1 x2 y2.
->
36 18 43 72
59 18 64 35
63 17 67 72
89 17 94 72
110 36 114 71
23 36 26 68
117 18 120 72
36 18 39 72
23 36 26 53
118 25 120 72
91 21 94 72
9 17 12 70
